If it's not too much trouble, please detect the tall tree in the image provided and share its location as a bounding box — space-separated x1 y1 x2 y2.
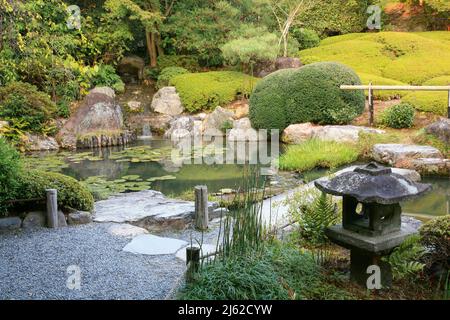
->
103 0 162 66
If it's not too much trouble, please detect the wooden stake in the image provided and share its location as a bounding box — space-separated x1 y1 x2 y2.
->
195 185 208 230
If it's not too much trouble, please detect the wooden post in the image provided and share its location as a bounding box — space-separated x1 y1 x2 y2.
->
368 82 374 127
186 246 200 283
447 90 450 119
195 185 208 230
46 189 58 228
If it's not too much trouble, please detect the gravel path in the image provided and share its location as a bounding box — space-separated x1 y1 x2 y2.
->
0 223 186 300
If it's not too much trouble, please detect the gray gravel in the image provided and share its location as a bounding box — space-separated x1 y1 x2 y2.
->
0 223 186 300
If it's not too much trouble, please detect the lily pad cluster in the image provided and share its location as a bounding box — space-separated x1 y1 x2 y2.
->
108 146 173 163
24 152 70 172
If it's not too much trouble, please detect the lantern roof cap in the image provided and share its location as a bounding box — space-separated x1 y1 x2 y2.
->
314 162 431 204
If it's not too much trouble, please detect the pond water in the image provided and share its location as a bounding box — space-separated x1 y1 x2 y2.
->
25 139 449 218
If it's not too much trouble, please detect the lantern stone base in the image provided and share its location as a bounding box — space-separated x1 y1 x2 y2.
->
326 224 417 288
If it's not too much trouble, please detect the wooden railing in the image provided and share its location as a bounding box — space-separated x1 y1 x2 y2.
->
340 84 450 126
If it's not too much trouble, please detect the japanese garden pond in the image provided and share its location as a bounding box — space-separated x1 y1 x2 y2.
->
24 138 449 218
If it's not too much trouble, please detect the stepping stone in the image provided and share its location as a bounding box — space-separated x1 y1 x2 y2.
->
123 234 187 255
108 223 148 238
175 244 218 262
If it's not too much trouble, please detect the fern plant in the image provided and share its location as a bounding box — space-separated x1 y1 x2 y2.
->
383 234 426 280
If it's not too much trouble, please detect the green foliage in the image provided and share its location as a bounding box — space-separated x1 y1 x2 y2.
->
279 139 360 172
169 71 258 112
286 189 339 246
420 215 450 273
380 103 415 129
249 62 365 130
358 72 407 100
220 120 234 133
292 28 320 50
402 76 450 116
18 170 94 212
221 26 278 71
162 1 241 67
0 82 57 134
156 67 188 89
0 137 22 214
300 32 450 87
157 55 201 72
383 235 426 280
90 65 125 93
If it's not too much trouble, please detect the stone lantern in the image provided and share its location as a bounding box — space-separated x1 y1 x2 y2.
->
315 162 431 287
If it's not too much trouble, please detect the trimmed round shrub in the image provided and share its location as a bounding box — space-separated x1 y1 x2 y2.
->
380 103 415 129
0 137 22 214
18 170 94 212
293 28 320 50
156 67 189 89
0 82 57 134
249 62 365 131
249 69 295 130
420 216 450 274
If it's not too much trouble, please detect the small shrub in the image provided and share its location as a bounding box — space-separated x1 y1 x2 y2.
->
380 103 415 129
420 215 450 275
0 137 22 214
0 82 57 134
249 62 365 131
220 119 234 133
279 139 359 172
156 67 188 89
18 170 94 212
292 28 320 50
90 65 125 94
170 71 258 112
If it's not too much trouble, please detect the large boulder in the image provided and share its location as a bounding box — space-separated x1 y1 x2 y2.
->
398 158 450 176
22 211 46 229
25 134 59 151
117 55 145 83
57 87 132 149
228 117 265 141
372 144 443 166
255 57 302 78
164 116 201 141
281 123 317 144
425 118 450 145
281 124 384 144
202 106 234 136
0 217 22 232
151 87 184 116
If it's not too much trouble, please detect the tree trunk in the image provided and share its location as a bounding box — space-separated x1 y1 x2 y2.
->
146 31 157 67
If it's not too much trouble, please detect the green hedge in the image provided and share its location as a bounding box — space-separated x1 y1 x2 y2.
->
0 137 22 214
249 62 365 131
18 170 94 212
170 71 258 112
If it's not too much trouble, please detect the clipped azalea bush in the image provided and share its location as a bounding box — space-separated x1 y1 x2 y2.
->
249 62 364 131
18 170 94 212
0 82 57 134
169 71 258 112
402 76 450 116
419 215 450 275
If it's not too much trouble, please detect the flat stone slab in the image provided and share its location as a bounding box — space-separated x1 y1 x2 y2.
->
94 190 217 230
108 223 149 238
123 234 187 255
372 144 443 166
175 244 217 262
